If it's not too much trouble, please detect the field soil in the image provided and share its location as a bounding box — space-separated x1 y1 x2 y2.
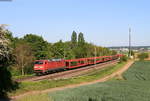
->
12 60 134 100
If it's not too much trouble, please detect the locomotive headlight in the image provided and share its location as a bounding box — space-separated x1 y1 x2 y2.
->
38 66 43 68
34 66 43 68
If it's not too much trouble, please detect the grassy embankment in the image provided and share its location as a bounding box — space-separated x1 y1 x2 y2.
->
13 74 34 80
10 62 126 97
16 61 150 101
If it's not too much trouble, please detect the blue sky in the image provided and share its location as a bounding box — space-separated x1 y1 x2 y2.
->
0 0 150 46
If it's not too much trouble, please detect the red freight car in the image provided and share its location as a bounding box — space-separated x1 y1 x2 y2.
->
65 55 118 68
34 54 122 75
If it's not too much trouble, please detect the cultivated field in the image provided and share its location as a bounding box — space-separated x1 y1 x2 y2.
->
123 61 150 80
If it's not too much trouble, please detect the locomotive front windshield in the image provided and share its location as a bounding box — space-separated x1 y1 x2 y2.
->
34 61 43 65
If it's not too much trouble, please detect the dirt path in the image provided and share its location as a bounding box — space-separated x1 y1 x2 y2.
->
12 60 134 100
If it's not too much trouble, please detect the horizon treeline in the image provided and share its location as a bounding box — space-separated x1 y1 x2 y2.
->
5 28 117 75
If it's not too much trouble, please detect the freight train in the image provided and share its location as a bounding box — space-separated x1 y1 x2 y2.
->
34 54 123 75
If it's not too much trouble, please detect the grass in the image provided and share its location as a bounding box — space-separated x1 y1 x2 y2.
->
17 93 52 101
10 62 126 97
13 74 35 80
16 61 150 101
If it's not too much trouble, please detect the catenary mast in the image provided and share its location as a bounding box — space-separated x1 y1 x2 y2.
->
129 28 131 57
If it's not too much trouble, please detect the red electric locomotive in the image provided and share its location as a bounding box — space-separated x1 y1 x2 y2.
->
34 54 123 75
34 59 66 75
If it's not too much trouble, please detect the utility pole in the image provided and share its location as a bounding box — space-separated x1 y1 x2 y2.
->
129 28 131 57
94 47 97 65
64 50 65 59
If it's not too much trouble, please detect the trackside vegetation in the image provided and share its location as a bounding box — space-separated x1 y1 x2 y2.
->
10 62 126 97
16 61 150 101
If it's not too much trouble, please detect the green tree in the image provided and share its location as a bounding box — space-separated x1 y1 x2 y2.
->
63 41 75 59
51 40 65 58
131 50 135 57
13 41 35 75
138 52 149 60
120 55 128 62
83 43 95 57
72 32 86 58
78 32 85 46
71 31 77 47
0 25 18 98
23 34 51 59
111 50 117 55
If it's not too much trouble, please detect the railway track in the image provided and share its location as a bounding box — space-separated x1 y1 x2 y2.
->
15 60 119 82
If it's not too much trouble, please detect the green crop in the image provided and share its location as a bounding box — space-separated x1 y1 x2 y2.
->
123 61 150 80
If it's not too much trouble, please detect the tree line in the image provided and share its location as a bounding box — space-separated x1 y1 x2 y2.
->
4 27 117 75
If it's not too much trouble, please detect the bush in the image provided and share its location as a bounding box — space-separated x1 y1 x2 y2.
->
120 55 128 62
138 53 149 60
